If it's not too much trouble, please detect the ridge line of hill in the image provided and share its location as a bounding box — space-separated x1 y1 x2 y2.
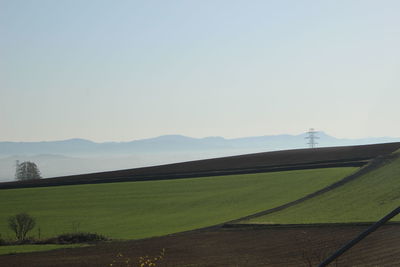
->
225 152 400 225
2 133 399 156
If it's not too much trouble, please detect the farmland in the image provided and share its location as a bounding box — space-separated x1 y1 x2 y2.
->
2 225 400 266
244 151 400 224
1 143 400 266
0 167 355 239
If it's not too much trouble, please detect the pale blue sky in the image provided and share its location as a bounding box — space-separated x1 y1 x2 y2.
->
1 0 399 142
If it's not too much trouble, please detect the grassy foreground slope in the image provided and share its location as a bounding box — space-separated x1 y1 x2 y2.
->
247 153 400 224
0 167 355 239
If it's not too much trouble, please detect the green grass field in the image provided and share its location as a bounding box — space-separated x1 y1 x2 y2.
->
0 244 85 255
0 167 356 240
246 155 400 224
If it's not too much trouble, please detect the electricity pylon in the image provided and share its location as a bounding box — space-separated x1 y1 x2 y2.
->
305 128 319 148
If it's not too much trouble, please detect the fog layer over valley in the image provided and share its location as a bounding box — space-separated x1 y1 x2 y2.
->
1 133 399 182
0 152 244 182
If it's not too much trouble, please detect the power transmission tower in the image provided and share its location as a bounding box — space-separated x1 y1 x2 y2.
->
305 128 319 148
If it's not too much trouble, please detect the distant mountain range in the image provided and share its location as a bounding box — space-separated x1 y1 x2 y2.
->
0 132 399 182
1 132 399 156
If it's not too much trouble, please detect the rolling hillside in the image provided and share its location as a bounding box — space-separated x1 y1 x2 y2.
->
244 150 400 224
0 167 355 239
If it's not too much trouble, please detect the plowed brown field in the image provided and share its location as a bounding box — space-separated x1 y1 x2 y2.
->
2 225 400 267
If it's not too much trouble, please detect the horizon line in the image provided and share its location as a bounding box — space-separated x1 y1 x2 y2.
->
1 132 400 143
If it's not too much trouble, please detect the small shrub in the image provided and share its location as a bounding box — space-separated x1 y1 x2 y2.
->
8 213 36 242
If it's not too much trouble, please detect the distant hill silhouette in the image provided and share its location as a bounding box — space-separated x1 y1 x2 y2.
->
1 133 399 156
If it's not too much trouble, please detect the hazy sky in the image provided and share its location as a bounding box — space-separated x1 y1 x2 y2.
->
1 0 399 142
